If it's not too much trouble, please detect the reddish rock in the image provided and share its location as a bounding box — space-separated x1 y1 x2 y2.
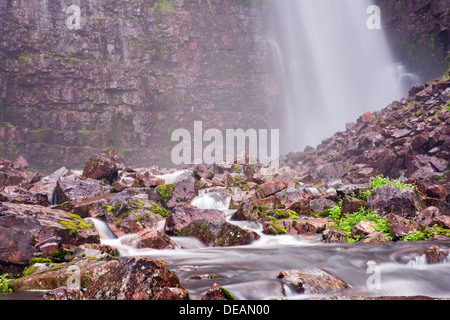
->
151 287 189 300
55 173 111 204
367 184 426 219
201 283 234 300
0 186 50 206
257 181 288 198
386 213 421 240
322 228 347 243
425 245 450 264
83 257 184 300
165 205 225 235
278 268 350 294
416 206 441 227
43 286 84 300
341 197 366 214
177 219 260 247
121 229 177 250
351 221 377 238
82 155 121 182
359 112 372 123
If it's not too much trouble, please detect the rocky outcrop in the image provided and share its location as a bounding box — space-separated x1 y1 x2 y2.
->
0 0 273 172
378 0 449 81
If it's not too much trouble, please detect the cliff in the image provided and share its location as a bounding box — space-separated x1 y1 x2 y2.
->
0 0 275 172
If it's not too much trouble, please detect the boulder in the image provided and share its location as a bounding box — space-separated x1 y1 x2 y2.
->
231 195 283 221
416 206 441 227
351 220 377 238
367 184 426 219
341 197 366 214
438 194 450 216
83 257 184 300
11 259 119 291
54 173 111 204
322 228 347 243
156 172 197 209
151 287 189 300
257 181 288 198
277 268 349 294
386 213 420 240
309 198 336 216
201 283 235 300
165 205 225 235
121 229 177 250
360 232 391 244
29 167 69 204
177 219 260 247
82 154 121 182
425 245 450 264
43 286 84 300
0 186 50 206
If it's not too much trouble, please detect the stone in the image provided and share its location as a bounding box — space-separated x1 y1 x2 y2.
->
438 194 450 216
358 112 372 123
55 173 111 204
431 215 450 229
121 229 177 250
367 184 426 219
277 268 349 294
322 228 347 243
43 286 84 300
29 167 69 204
351 221 377 238
341 196 366 214
177 219 260 247
201 283 235 300
82 155 121 182
386 213 420 240
151 287 189 300
416 206 441 227
165 205 225 236
360 232 391 244
11 260 119 291
309 198 336 216
425 245 450 264
257 181 288 198
83 257 184 300
0 186 50 206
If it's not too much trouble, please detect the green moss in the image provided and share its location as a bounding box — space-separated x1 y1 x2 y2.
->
268 222 288 235
220 287 237 300
156 184 175 204
150 202 169 217
232 164 242 174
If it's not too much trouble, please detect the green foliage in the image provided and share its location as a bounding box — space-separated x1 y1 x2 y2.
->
0 275 12 293
328 200 391 243
361 175 416 200
150 202 169 218
156 184 175 204
402 225 450 242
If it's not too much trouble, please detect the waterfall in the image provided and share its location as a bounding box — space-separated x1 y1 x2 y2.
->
270 0 421 153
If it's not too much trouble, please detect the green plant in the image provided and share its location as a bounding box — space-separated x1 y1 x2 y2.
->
0 275 12 293
361 175 416 200
329 202 391 243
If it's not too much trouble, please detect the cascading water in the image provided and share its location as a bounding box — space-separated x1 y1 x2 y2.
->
269 0 421 153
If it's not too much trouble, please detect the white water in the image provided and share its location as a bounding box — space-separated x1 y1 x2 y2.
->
84 193 450 300
270 0 421 153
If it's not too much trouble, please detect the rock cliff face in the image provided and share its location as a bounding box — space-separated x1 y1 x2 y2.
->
378 0 449 81
0 0 275 172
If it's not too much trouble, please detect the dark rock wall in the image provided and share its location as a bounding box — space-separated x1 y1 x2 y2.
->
378 0 449 81
0 0 276 172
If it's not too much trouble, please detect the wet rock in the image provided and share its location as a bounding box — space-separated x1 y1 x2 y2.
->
121 229 177 250
366 184 426 219
351 221 377 238
294 218 333 235
0 206 41 274
29 167 69 204
43 286 84 300
178 219 260 247
73 243 118 262
416 206 441 227
11 259 119 291
151 287 189 300
431 215 450 229
0 202 100 271
277 188 314 215
361 232 391 244
322 228 347 243
165 205 225 236
257 181 288 198
113 171 142 192
341 197 366 214
386 213 421 240
438 194 450 216
82 154 121 183
201 283 235 300
425 245 450 264
157 172 197 209
231 195 283 221
83 257 184 300
55 173 111 204
309 198 336 216
0 186 50 206
277 268 349 294
0 158 41 189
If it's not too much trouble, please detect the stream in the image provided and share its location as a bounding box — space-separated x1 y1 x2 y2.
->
88 191 450 300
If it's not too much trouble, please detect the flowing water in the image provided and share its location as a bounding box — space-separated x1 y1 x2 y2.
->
82 192 450 300
269 0 421 153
